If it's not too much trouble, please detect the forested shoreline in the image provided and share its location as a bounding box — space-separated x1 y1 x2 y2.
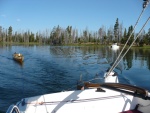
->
0 18 150 46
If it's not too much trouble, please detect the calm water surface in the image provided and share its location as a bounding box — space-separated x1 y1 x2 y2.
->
0 45 150 112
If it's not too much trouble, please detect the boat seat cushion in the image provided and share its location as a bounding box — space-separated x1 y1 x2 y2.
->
119 109 142 113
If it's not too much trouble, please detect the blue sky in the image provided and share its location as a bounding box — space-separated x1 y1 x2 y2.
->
0 0 150 34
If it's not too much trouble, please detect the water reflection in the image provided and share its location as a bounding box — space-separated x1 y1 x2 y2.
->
49 46 150 70
50 46 124 71
50 46 150 87
122 48 150 70
0 45 150 112
1 44 150 72
13 60 24 67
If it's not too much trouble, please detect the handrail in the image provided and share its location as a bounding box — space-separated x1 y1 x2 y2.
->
84 82 150 100
6 105 20 113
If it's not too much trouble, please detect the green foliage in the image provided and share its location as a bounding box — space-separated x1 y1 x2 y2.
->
139 40 144 47
135 37 139 45
114 18 119 42
121 38 125 44
8 26 12 36
0 19 150 46
29 33 34 42
127 26 134 45
8 26 13 42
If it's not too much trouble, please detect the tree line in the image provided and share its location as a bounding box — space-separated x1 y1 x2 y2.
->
0 18 150 46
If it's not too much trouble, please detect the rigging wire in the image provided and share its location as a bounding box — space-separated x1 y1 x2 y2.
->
108 17 150 76
66 0 150 91
106 0 150 77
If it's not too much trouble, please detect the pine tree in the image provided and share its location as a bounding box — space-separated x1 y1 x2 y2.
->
8 26 12 42
127 26 134 45
114 18 119 43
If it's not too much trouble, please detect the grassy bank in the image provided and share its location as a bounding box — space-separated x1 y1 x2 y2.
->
0 42 43 46
63 43 105 47
1 42 150 48
132 45 150 49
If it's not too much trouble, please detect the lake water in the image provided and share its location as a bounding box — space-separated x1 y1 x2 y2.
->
0 45 150 112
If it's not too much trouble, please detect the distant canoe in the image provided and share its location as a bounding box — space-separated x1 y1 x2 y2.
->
13 53 24 63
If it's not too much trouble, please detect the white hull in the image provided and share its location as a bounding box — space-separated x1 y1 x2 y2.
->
6 71 150 113
104 71 119 83
6 0 150 112
111 43 119 50
7 87 150 113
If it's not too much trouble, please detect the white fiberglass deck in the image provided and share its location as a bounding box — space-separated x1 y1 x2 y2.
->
17 88 138 113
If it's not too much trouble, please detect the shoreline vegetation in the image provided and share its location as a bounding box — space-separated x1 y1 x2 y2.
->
0 18 150 48
1 42 150 49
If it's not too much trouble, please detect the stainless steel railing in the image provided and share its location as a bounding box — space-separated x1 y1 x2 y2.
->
6 105 20 113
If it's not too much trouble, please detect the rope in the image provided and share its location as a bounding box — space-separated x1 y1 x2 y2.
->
67 77 103 91
60 1 150 92
106 9 144 77
109 17 150 72
106 1 150 77
67 0 150 91
24 94 123 105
